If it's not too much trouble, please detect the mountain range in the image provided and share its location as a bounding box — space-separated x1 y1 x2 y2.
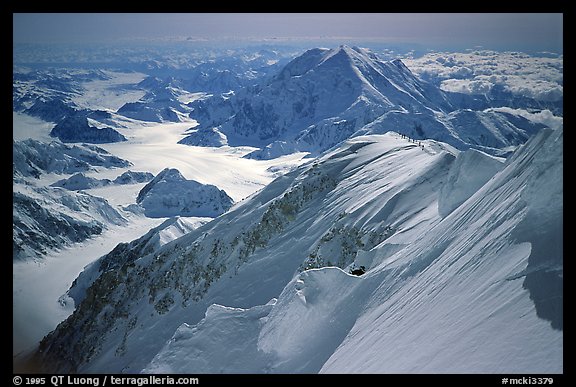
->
181 46 546 159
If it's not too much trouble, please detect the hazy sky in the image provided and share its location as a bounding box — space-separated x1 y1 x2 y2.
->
13 13 563 52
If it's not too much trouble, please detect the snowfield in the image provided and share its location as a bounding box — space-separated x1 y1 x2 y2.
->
97 120 309 202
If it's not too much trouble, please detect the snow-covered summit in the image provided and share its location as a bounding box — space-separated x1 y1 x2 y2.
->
51 172 111 190
136 168 234 218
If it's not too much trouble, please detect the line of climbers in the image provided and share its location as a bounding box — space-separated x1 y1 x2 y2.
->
399 133 425 150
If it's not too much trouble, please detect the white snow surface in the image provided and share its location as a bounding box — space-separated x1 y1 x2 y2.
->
13 48 562 374
36 128 562 374
34 132 458 373
438 148 504 217
98 120 308 202
70 71 147 111
13 111 308 366
13 112 55 141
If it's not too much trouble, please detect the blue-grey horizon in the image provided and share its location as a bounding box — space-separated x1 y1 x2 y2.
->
13 13 563 53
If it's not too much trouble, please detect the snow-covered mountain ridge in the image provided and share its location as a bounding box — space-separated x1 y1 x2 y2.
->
33 126 562 373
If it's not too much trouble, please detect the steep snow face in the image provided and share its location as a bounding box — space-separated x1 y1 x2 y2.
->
256 268 364 373
438 148 504 217
35 132 458 373
318 128 562 373
136 168 234 218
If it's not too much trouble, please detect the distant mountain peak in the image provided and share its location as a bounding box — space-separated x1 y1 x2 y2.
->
181 46 544 158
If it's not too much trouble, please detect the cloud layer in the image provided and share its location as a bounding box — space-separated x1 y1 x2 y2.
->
404 50 563 102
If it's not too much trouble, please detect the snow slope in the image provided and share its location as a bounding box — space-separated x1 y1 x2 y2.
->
319 127 562 373
14 44 562 375
145 128 562 374
437 148 504 217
